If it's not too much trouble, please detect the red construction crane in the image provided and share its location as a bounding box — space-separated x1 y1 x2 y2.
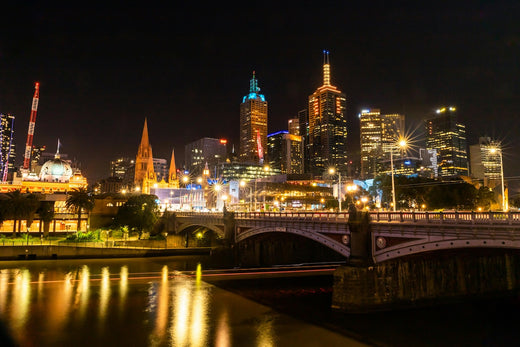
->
23 82 40 170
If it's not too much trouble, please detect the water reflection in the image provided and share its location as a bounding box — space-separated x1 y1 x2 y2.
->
0 258 357 347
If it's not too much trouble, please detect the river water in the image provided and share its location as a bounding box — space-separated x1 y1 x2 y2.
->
1 256 519 347
0 256 364 347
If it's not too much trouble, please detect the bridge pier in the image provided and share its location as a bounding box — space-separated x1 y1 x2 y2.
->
332 250 520 313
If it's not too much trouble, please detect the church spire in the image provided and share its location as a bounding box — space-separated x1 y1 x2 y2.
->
168 148 179 188
135 118 155 192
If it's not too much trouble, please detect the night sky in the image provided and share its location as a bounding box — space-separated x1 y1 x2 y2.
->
1 2 519 190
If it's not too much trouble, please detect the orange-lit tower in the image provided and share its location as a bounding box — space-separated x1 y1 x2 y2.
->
23 82 40 170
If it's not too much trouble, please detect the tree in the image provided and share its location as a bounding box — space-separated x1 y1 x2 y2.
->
38 200 55 237
65 188 95 232
113 194 159 238
476 186 496 211
3 190 40 236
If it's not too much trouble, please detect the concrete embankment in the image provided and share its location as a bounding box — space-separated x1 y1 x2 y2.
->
332 250 520 313
0 245 211 260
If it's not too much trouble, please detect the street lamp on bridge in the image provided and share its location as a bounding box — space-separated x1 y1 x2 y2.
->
490 143 507 212
390 137 408 212
328 167 342 212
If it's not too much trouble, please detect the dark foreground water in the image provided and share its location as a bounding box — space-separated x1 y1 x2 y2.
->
0 256 519 347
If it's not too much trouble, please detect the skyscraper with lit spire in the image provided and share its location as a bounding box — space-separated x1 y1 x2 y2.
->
239 72 268 164
307 50 347 176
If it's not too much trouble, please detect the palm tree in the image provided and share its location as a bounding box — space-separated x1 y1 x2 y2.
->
65 188 95 232
38 200 55 237
4 190 40 237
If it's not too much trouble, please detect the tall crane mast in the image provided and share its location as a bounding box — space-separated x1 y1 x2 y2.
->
23 82 40 170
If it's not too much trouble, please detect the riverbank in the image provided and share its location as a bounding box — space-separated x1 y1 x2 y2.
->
0 244 212 260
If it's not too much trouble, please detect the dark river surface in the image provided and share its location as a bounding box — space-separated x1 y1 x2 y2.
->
0 256 518 347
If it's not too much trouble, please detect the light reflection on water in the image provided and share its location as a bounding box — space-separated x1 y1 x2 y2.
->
0 258 362 347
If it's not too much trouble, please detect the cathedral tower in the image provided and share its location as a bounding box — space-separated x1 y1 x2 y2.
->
134 118 157 193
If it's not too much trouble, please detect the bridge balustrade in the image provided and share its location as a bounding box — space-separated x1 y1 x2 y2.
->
175 211 520 226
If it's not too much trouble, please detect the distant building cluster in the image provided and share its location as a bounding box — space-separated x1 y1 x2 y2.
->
0 51 506 211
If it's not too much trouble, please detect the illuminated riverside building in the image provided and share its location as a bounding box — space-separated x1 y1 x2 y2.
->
0 143 88 232
0 113 16 182
267 130 304 174
239 72 268 164
185 137 227 176
308 51 347 176
425 106 468 177
359 109 405 179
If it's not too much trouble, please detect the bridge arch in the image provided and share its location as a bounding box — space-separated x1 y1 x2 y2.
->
176 222 225 238
236 225 350 257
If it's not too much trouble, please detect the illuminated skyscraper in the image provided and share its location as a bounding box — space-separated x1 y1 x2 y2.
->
360 109 405 178
239 72 268 164
0 113 15 182
308 51 347 176
425 107 468 177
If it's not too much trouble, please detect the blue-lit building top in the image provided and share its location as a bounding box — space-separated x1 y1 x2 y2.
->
242 72 266 102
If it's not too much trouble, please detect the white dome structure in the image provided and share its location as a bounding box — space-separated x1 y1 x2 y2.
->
39 155 73 182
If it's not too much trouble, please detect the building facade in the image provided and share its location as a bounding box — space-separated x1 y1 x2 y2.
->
307 51 347 176
425 106 468 177
359 109 405 179
185 137 227 176
469 137 502 182
110 157 134 180
267 131 304 174
239 72 268 164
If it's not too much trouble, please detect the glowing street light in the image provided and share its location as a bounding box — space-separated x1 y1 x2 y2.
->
490 144 507 211
328 167 342 212
240 180 252 211
390 137 408 212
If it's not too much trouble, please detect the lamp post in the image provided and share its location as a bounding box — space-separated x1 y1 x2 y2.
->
328 167 342 212
390 138 407 212
240 180 252 211
490 145 506 211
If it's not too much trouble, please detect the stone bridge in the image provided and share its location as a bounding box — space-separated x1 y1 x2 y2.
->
173 210 520 264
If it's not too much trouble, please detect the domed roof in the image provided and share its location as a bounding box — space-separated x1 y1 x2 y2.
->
39 155 73 182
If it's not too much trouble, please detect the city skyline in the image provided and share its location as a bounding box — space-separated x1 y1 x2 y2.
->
1 2 519 186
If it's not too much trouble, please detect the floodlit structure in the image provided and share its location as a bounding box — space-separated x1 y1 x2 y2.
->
308 50 347 176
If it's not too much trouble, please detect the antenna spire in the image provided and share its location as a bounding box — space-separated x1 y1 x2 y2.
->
323 50 331 86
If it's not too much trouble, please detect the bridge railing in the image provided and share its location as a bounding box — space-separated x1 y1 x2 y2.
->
174 210 520 225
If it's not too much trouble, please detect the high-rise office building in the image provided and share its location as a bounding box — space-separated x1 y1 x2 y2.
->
360 109 382 178
185 137 227 176
267 131 304 174
288 118 300 135
360 109 405 178
153 158 168 182
110 157 134 179
425 106 468 177
308 51 347 176
0 113 15 182
239 72 268 164
469 137 502 181
30 145 46 175
298 108 310 174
